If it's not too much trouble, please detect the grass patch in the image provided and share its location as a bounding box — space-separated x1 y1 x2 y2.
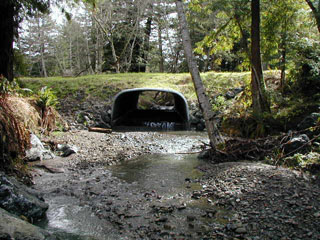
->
20 72 253 104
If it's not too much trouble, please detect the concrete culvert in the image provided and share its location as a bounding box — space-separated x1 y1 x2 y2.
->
111 88 190 131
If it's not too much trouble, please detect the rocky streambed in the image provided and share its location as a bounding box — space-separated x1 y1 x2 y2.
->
2 130 320 239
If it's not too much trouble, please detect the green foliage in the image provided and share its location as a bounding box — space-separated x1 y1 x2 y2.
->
35 86 58 110
261 0 306 66
280 151 320 173
0 76 18 94
34 86 59 134
289 40 320 96
188 0 251 71
212 95 227 112
13 49 30 77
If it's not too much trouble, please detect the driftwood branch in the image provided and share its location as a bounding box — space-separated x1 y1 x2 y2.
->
88 127 112 134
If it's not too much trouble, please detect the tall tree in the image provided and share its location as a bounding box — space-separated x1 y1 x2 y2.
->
305 0 320 33
20 13 55 77
176 0 223 148
0 1 16 81
0 0 49 81
250 0 270 115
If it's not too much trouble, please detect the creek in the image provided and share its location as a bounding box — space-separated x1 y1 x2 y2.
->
35 132 227 239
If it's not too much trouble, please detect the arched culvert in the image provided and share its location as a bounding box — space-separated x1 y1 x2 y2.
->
111 88 190 131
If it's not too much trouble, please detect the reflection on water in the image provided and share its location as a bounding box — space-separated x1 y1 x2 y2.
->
110 153 203 196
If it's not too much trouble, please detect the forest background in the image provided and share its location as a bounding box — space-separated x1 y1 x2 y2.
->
13 0 319 82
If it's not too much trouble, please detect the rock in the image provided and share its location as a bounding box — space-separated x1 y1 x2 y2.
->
235 227 247 234
313 212 320 217
196 121 206 131
198 149 211 160
0 208 58 240
297 113 320 131
101 111 111 124
187 215 196 221
164 224 174 230
225 91 235 99
155 217 168 223
94 120 111 129
189 115 199 125
282 134 310 154
57 144 78 157
26 134 55 161
191 191 201 199
0 173 48 221
225 87 243 99
76 111 93 125
177 203 187 210
233 87 244 95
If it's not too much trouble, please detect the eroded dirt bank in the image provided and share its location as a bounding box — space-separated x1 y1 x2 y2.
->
32 131 320 239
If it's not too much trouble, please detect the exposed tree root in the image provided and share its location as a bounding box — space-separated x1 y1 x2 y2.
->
208 136 279 162
207 125 320 166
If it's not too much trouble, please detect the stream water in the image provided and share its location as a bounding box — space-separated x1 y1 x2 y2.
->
36 132 226 239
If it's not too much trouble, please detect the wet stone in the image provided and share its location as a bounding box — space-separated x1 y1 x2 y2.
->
235 227 247 234
187 215 196 221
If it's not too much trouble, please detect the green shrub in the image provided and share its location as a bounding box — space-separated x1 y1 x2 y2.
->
34 87 59 133
289 40 320 96
36 86 58 110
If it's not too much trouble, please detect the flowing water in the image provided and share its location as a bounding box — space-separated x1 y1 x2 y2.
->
36 132 226 239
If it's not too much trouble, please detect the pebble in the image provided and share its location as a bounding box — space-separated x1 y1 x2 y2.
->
187 215 196 221
235 227 247 234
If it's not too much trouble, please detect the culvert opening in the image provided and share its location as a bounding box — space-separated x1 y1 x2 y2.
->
111 88 190 131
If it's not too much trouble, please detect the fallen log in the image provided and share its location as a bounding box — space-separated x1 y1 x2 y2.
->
88 127 112 134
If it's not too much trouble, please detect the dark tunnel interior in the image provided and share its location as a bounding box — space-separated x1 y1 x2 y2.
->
111 88 190 131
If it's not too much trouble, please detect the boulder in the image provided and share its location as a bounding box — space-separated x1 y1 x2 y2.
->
0 207 59 240
297 113 320 131
282 134 311 154
225 87 244 99
57 144 78 157
198 150 211 160
101 111 111 124
195 119 206 131
0 173 48 221
225 91 235 99
26 134 55 161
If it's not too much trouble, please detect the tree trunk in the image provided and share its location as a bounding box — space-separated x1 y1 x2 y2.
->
305 0 320 33
0 1 15 81
175 0 224 148
143 16 152 72
69 35 73 74
251 0 270 115
279 25 287 92
158 25 165 73
110 40 120 73
38 18 47 78
85 37 94 74
126 36 137 72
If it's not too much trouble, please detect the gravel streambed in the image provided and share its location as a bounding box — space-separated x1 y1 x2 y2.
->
31 130 320 239
194 162 320 239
